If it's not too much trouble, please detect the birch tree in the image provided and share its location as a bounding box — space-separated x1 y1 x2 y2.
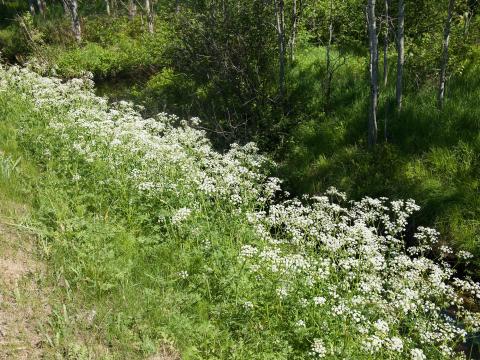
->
105 0 111 15
36 0 44 15
111 0 118 16
290 0 298 62
145 0 154 33
438 0 455 109
383 0 389 87
396 0 404 111
367 0 378 147
383 0 390 141
65 0 81 42
325 0 334 110
28 0 35 16
274 0 286 101
61 0 69 15
128 0 137 20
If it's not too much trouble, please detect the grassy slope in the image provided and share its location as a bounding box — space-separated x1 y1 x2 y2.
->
2 62 480 358
0 95 182 359
0 76 270 359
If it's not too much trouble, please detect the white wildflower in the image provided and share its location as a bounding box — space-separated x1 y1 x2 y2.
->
458 250 473 260
177 270 189 279
373 319 389 334
172 207 192 224
387 337 403 352
310 338 326 358
410 348 426 360
240 245 258 258
276 286 288 299
295 319 306 327
313 297 326 306
243 301 253 310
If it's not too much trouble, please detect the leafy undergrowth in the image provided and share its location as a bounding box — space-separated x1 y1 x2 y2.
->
281 46 480 270
1 64 480 359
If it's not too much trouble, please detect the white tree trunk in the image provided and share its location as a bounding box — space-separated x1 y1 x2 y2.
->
113 0 118 16
105 0 111 15
383 0 389 87
396 0 404 111
438 0 455 109
61 0 69 15
36 0 44 15
290 0 298 62
66 0 81 42
325 0 334 110
145 0 154 33
274 0 286 100
383 0 390 141
367 0 378 147
28 0 36 16
128 0 137 20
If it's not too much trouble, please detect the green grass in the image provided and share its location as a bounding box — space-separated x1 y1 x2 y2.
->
0 77 277 359
280 46 480 270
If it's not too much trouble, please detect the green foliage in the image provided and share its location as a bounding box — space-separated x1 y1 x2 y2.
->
301 0 366 52
2 1 480 357
0 25 26 60
281 49 480 269
38 18 170 79
169 0 281 146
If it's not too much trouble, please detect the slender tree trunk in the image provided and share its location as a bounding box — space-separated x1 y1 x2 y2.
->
274 0 286 101
61 0 68 15
145 0 154 33
463 7 472 35
36 0 44 15
396 0 404 111
105 0 111 15
290 0 298 62
128 0 137 20
383 0 389 87
175 0 180 14
367 0 379 147
325 0 334 111
383 0 389 141
66 0 81 42
222 0 227 20
28 0 36 16
438 0 455 109
111 0 117 16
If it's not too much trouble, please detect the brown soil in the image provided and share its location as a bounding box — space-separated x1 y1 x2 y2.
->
0 211 50 359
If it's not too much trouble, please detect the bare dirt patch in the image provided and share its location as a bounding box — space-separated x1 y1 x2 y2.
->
0 218 50 360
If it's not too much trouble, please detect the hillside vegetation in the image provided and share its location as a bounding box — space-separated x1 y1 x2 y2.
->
1 1 478 269
1 0 480 358
2 63 480 359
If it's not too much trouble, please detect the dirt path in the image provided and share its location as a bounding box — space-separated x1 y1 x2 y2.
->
0 203 50 359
